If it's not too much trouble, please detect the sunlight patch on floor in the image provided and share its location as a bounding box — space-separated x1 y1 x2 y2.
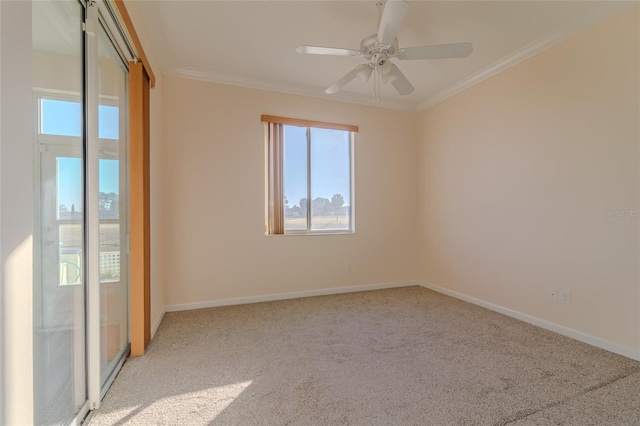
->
136 380 254 423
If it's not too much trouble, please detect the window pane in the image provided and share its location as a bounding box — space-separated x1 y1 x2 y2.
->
57 157 83 220
33 0 86 422
99 105 119 140
98 22 129 385
41 99 82 137
284 125 308 231
57 157 83 287
41 99 119 140
99 158 120 283
99 159 119 220
310 128 351 231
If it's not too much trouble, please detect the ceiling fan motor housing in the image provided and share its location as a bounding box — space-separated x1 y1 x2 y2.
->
361 33 398 60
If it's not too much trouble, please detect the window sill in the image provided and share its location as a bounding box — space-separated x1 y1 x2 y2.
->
266 231 354 237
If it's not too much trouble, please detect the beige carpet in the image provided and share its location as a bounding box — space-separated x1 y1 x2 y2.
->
90 286 640 425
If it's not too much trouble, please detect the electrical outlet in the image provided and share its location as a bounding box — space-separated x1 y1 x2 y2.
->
347 264 352 273
560 290 571 304
548 288 557 302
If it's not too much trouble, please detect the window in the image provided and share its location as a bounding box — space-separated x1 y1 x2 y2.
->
36 94 123 285
263 115 357 235
39 97 120 140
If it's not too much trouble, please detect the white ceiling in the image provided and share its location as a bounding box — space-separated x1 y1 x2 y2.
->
136 1 631 111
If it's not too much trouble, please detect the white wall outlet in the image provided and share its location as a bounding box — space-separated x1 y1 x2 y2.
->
548 288 557 302
347 264 352 272
560 290 571 304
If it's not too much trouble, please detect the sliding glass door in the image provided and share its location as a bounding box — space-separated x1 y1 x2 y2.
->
33 1 131 423
33 1 87 424
97 22 130 389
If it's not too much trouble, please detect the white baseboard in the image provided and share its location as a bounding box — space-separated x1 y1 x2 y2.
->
419 281 640 361
151 308 166 339
165 281 418 313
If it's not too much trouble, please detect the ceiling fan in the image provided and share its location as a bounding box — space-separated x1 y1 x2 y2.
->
296 0 473 98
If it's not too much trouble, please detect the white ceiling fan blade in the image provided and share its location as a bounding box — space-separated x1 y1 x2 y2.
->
387 64 414 95
398 42 473 60
325 64 371 94
377 0 410 46
296 45 362 57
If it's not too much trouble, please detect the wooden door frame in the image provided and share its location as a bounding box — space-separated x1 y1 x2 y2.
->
112 0 155 356
128 62 150 356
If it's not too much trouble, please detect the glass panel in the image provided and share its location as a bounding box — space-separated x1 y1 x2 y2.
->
98 23 129 386
99 158 120 283
284 125 308 231
40 100 118 140
310 128 351 231
99 105 119 140
57 157 83 220
58 157 83 286
33 0 86 423
41 99 82 136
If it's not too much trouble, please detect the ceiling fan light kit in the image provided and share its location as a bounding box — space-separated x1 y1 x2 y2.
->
296 0 474 99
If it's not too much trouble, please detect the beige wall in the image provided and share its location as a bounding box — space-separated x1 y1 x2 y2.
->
161 76 419 306
417 8 639 350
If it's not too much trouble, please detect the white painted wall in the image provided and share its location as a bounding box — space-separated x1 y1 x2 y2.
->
1 1 34 424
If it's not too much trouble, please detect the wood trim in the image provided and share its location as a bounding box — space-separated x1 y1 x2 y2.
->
113 0 156 88
261 115 358 132
129 62 151 356
143 73 151 348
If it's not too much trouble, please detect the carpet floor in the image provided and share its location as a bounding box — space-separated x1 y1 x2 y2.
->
90 286 640 425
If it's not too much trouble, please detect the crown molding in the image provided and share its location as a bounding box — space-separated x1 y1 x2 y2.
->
417 4 631 111
168 68 418 112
